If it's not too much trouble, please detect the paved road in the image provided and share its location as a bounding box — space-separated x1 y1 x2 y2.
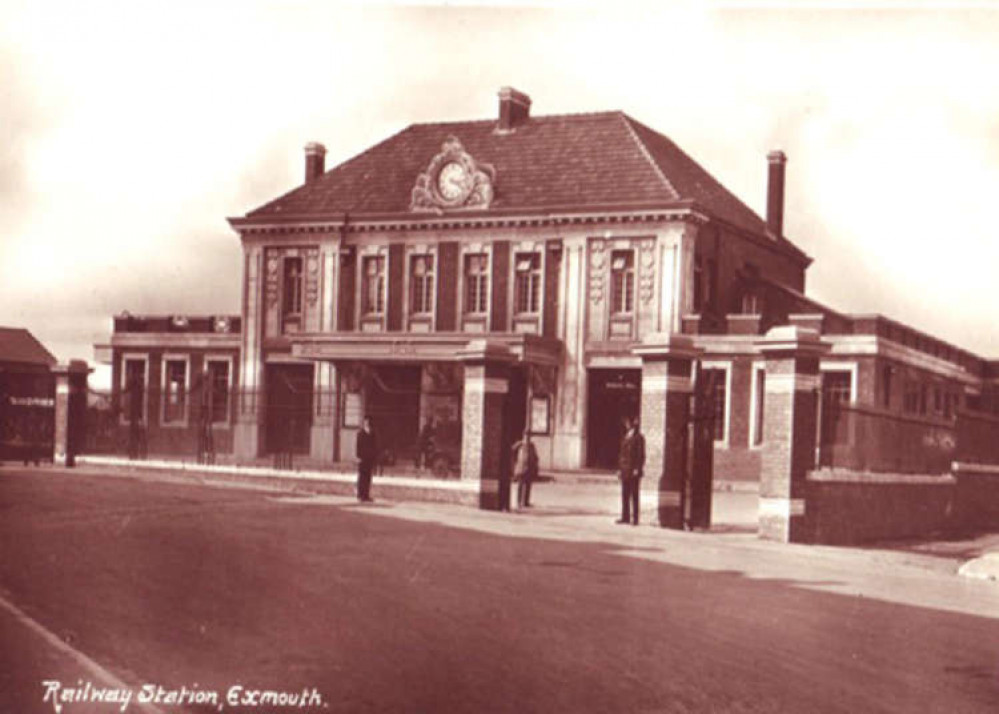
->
2 466 999 713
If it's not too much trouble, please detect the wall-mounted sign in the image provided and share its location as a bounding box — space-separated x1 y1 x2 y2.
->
342 392 363 428
530 395 551 436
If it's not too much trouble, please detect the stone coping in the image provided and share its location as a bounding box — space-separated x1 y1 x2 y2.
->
951 461 999 476
808 468 956 485
77 455 478 493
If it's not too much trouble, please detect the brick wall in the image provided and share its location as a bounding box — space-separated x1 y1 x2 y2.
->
955 410 999 464
953 464 999 532
714 448 761 481
805 471 955 545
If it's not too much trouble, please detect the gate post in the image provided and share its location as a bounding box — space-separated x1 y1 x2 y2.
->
52 360 91 467
756 326 829 542
457 341 514 510
633 333 701 529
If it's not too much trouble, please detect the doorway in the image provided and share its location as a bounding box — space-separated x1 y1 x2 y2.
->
586 369 641 469
265 363 314 455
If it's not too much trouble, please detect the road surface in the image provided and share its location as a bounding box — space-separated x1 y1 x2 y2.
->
1 466 998 713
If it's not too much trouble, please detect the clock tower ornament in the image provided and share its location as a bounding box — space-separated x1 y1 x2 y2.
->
411 136 496 212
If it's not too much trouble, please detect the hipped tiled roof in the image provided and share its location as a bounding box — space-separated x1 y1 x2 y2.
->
244 110 792 249
0 328 57 367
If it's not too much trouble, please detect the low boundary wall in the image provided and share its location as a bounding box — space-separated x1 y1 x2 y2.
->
953 462 999 532
805 469 955 545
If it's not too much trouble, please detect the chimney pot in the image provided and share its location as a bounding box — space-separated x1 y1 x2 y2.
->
497 87 531 132
304 142 326 184
766 150 787 237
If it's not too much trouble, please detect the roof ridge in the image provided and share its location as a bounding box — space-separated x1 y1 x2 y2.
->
409 109 626 129
618 114 680 201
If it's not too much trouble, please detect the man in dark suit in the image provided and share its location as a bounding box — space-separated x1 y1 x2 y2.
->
617 416 646 525
356 416 378 502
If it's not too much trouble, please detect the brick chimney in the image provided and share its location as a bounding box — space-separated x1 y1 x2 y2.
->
497 87 531 132
304 142 326 184
766 150 787 237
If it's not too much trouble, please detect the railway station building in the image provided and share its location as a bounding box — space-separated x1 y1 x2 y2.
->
96 87 999 492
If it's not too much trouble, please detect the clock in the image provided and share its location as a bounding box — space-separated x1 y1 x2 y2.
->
436 161 468 201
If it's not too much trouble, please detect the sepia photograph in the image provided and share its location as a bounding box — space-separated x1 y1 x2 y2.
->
2 1 999 712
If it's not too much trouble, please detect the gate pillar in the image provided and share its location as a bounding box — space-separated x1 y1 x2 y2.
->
633 333 701 529
457 341 515 510
756 326 829 542
52 360 91 467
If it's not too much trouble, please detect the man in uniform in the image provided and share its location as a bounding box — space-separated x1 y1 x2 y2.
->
356 416 378 502
616 416 645 525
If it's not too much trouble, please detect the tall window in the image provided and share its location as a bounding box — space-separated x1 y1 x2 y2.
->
410 255 435 315
610 250 635 315
362 256 386 315
514 252 541 315
206 360 230 424
464 254 489 314
823 371 852 407
700 367 727 442
282 257 303 319
741 291 761 315
163 358 187 424
123 358 146 424
882 365 893 409
904 380 920 414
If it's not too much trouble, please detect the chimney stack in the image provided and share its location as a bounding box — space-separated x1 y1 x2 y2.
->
497 87 531 132
766 150 787 237
304 142 326 184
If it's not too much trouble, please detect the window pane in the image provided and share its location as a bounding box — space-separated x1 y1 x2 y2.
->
283 258 303 316
164 360 187 423
363 257 385 314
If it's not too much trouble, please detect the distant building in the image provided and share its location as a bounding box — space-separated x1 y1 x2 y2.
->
96 88 999 478
0 327 56 461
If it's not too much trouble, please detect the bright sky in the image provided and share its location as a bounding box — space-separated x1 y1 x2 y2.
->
2 1 998 390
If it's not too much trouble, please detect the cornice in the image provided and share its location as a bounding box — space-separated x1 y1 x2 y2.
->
228 205 709 238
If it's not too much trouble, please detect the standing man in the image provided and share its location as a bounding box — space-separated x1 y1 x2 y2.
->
617 416 645 525
356 416 378 502
416 416 436 472
511 429 539 509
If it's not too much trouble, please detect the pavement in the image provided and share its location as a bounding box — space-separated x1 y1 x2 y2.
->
17 457 999 584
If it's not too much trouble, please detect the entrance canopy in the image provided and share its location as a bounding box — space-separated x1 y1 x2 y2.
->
290 332 561 366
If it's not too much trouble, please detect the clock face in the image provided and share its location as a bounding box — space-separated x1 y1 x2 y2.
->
437 161 468 201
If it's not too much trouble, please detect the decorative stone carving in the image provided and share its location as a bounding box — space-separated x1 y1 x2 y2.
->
265 253 280 309
588 239 606 305
305 249 320 307
410 136 496 213
639 238 656 304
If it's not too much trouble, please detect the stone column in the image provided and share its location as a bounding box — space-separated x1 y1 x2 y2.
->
457 341 514 510
756 326 829 542
52 360 91 467
633 332 701 529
